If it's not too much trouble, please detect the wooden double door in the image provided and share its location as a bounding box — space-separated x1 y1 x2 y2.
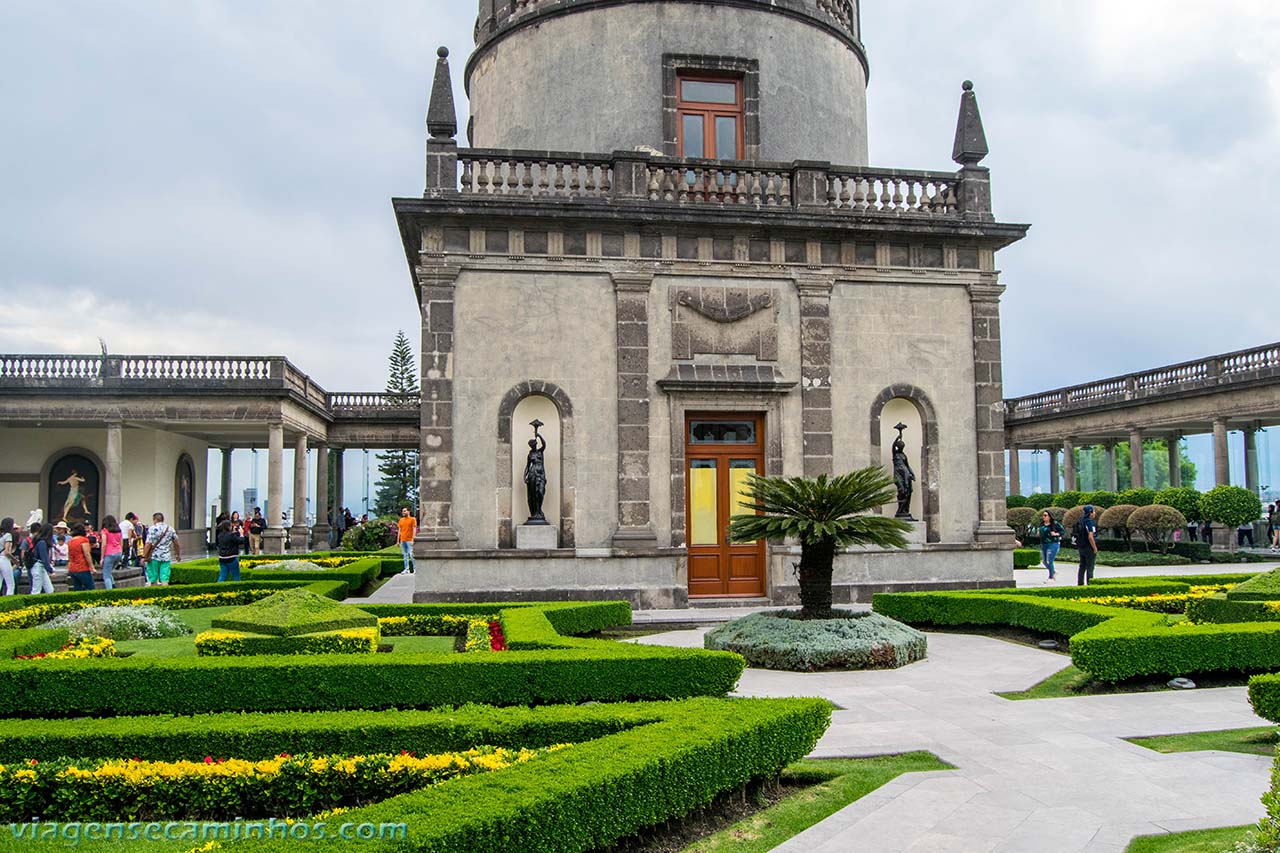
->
685 414 766 598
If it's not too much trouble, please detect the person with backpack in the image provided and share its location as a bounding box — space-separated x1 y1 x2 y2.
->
1037 509 1064 582
143 512 180 587
1074 504 1099 586
28 523 55 595
0 517 16 596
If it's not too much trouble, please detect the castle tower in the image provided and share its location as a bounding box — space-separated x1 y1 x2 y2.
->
397 8 1029 608
468 0 869 164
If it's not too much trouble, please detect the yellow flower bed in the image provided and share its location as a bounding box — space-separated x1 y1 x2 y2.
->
16 636 116 660
1077 585 1233 614
0 745 568 822
194 627 380 657
240 557 365 569
0 590 285 631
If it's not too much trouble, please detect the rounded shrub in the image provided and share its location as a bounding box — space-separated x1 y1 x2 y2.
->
1154 487 1202 523
1044 506 1066 525
1006 495 1028 509
340 517 398 551
1127 504 1188 554
1063 505 1087 534
703 611 927 672
1024 493 1054 511
1052 490 1084 509
1201 485 1264 529
1084 491 1118 510
1006 506 1037 539
1099 504 1139 549
1118 488 1156 507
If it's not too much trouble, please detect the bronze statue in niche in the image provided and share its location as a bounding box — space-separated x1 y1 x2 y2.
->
524 419 548 525
892 422 916 520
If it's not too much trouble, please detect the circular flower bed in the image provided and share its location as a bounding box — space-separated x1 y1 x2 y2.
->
703 610 927 672
38 605 192 641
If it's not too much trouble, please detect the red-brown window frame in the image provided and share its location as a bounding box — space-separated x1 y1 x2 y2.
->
675 74 744 161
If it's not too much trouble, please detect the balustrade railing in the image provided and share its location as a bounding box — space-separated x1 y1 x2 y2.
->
1006 341 1280 420
119 356 274 381
328 392 420 411
449 149 972 217
0 355 101 380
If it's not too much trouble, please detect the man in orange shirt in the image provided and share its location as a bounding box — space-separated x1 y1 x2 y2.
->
397 507 417 575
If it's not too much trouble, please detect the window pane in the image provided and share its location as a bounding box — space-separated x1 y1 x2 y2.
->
681 114 704 158
689 459 718 546
729 460 758 527
682 80 737 104
690 421 756 444
715 116 738 159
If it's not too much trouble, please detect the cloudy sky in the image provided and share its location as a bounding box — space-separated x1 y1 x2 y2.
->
3 1 1278 502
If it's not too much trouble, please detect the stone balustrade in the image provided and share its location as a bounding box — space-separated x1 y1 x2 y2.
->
118 356 275 381
327 392 421 414
446 148 980 218
1005 341 1280 422
0 355 102 380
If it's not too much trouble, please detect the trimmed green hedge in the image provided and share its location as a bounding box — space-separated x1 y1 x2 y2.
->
874 571 1280 681
1014 549 1040 569
168 556 385 593
1249 674 1280 722
0 628 69 659
0 580 350 615
1184 595 1280 625
1051 547 1191 567
1227 569 1280 601
0 602 745 716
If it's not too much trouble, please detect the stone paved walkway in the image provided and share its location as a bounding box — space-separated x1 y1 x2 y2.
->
635 628 1272 852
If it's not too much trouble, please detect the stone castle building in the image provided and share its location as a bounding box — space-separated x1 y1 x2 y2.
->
397 0 1028 606
0 0 1029 606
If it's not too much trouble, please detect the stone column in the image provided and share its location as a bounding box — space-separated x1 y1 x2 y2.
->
797 275 834 477
1129 428 1145 489
968 282 1011 544
104 421 122 522
264 422 286 553
1168 435 1182 489
1048 448 1059 494
1007 445 1021 496
1246 426 1260 496
1062 438 1077 493
417 265 461 548
290 434 309 551
312 443 330 549
611 270 657 548
1104 442 1118 491
333 449 344 520
1213 418 1230 487
219 448 233 513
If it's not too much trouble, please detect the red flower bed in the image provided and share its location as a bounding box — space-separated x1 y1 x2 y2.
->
488 620 507 651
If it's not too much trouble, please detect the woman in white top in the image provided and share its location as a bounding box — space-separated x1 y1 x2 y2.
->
0 518 15 595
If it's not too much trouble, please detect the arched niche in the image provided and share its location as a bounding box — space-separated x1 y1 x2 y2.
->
42 448 103 528
869 385 940 542
496 381 575 548
175 453 196 530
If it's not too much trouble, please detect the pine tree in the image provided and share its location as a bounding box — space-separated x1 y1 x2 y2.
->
373 330 420 516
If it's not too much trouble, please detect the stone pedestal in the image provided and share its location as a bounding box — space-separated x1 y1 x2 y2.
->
516 524 558 550
900 520 928 546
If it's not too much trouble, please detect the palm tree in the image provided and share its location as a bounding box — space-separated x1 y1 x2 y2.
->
727 468 912 620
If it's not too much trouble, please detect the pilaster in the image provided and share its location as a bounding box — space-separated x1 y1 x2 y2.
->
290 433 309 551
264 421 286 554
967 281 1011 545
417 264 461 549
611 269 657 548
104 421 122 522
796 274 834 477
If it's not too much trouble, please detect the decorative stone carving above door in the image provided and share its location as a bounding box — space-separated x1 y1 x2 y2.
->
670 286 778 361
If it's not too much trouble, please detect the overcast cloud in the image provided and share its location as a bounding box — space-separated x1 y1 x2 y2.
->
2 0 1278 399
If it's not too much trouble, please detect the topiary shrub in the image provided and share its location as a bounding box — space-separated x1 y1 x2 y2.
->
1118 488 1155 507
1154 487 1202 523
1006 507 1037 540
1098 504 1139 550
1083 491 1118 510
1127 504 1188 554
1202 485 1264 530
1024 493 1054 511
1006 495 1027 509
703 610 926 672
1052 490 1084 509
1063 505 1087 535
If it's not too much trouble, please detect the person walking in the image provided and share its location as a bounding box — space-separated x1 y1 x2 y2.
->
1271 503 1280 551
215 519 245 582
1074 504 1099 586
397 507 417 575
143 512 179 586
248 508 266 555
122 512 139 567
66 523 96 591
1037 509 1064 582
0 517 16 596
29 523 55 595
99 515 123 590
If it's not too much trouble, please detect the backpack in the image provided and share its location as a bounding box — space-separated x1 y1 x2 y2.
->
20 536 36 571
1072 519 1088 547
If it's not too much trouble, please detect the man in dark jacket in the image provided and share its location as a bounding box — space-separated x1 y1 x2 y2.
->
1076 505 1098 586
216 520 246 582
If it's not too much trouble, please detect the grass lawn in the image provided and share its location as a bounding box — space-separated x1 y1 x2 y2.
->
680 752 951 853
385 635 456 654
1127 727 1279 757
997 664 1250 701
1125 825 1252 852
114 606 237 658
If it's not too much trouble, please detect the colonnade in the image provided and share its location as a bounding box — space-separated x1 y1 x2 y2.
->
1007 417 1262 496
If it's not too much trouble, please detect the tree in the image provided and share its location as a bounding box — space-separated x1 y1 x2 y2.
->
372 330 420 516
1072 440 1197 492
727 468 911 620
